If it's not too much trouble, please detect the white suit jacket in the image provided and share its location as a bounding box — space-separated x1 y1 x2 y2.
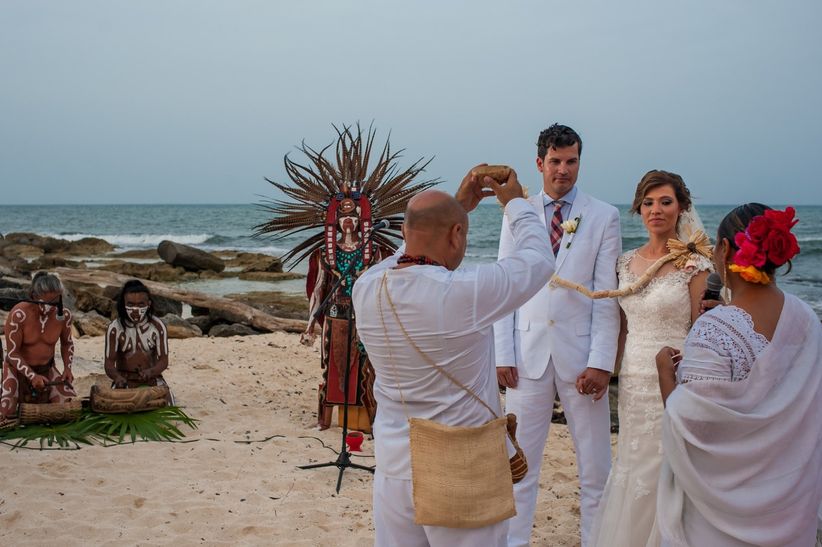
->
493 189 621 382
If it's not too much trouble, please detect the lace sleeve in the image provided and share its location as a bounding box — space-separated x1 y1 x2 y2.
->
616 250 634 278
683 253 713 278
677 314 734 383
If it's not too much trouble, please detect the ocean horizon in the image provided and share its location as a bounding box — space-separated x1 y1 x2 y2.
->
2 203 821 318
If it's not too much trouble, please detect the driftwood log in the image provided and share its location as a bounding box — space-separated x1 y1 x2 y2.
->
55 268 307 334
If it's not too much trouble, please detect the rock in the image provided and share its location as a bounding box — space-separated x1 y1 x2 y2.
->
108 249 160 260
209 323 258 337
237 271 304 282
206 306 249 326
95 261 198 283
21 254 86 273
64 237 114 256
3 233 66 253
218 252 284 273
187 314 219 334
225 291 308 320
2 244 44 260
0 288 28 311
0 276 29 290
73 310 110 337
241 257 283 273
190 305 210 317
161 314 202 339
217 251 283 272
0 257 19 277
157 240 225 273
74 289 115 318
151 294 183 317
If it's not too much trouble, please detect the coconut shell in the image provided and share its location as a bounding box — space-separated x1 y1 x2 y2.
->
472 165 511 184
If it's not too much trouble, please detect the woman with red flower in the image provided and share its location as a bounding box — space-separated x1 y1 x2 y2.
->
654 203 822 546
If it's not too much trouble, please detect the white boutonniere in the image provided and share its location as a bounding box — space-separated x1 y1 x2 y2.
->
561 214 582 248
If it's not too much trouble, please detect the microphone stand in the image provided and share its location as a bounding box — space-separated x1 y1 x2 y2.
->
298 225 386 492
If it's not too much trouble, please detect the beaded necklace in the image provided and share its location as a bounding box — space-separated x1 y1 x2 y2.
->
396 254 443 267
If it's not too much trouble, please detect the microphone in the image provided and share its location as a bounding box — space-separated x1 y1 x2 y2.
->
704 272 723 301
370 219 391 232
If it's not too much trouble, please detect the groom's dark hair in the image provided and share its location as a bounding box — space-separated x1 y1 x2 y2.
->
537 124 582 159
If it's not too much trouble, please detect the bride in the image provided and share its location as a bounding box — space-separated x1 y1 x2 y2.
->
589 170 711 547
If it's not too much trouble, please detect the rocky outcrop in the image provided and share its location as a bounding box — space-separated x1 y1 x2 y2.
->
187 314 219 334
0 257 20 277
209 323 258 337
158 240 225 273
225 291 307 320
0 276 29 290
73 310 110 337
2 244 44 260
151 294 183 317
74 289 115 318
162 314 202 339
1 233 114 256
16 255 87 274
64 237 114 255
2 233 65 253
0 288 28 311
56 268 307 334
95 261 198 283
237 271 304 282
217 251 283 273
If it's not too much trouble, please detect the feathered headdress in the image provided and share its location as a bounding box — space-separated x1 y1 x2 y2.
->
255 124 440 268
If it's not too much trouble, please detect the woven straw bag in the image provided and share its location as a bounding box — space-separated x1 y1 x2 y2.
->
409 416 516 527
379 274 526 528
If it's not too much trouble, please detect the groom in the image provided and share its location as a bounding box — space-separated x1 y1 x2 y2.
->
494 124 621 546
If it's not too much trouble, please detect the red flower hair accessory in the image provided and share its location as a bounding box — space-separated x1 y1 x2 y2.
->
730 207 800 283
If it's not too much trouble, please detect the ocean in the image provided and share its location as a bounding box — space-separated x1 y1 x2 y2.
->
2 203 821 317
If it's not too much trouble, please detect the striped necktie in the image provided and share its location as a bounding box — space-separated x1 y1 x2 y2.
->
550 200 565 255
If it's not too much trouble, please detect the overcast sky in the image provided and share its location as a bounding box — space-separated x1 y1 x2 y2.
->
2 0 821 206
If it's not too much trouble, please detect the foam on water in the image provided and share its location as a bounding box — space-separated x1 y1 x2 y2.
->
47 233 213 247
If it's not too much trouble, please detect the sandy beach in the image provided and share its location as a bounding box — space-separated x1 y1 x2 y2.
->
0 331 593 546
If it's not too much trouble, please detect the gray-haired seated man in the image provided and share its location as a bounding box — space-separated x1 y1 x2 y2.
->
1 272 77 422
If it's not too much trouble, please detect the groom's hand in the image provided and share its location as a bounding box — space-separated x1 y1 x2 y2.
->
497 366 519 389
576 367 610 401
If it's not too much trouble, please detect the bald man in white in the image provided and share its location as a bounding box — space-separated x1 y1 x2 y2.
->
353 168 555 546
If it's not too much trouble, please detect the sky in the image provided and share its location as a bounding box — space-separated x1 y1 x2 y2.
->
1 0 821 206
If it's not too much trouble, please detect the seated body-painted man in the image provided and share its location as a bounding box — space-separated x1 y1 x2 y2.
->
104 280 173 403
1 272 77 420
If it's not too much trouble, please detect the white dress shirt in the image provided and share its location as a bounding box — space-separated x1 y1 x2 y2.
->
352 198 554 479
542 185 577 222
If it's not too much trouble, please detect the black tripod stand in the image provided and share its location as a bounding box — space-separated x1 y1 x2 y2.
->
298 235 377 492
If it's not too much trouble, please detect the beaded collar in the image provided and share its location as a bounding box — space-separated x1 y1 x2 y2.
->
396 254 443 267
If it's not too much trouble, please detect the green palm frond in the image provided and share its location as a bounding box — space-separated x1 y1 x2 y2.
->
0 407 198 450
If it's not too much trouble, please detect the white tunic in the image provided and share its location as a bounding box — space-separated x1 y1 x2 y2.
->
352 197 554 480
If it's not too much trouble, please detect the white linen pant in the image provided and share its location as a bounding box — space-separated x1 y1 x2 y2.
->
373 471 508 547
504 361 611 547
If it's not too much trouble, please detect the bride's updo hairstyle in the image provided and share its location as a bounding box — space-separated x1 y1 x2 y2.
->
630 170 692 215
717 203 798 280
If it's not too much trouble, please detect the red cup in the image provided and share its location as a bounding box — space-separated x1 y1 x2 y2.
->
346 431 364 452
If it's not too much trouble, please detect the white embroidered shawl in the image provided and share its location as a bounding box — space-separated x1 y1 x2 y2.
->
658 293 822 547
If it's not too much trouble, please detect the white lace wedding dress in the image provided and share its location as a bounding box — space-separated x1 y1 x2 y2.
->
590 249 710 547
